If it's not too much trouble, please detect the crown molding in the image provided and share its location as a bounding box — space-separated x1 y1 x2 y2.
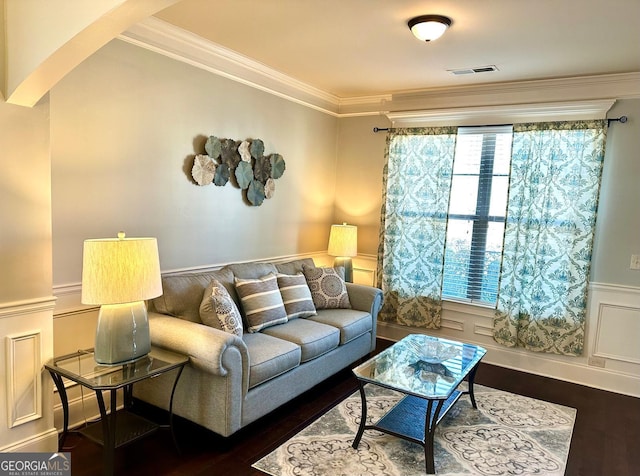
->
394 72 640 100
119 17 392 116
386 99 618 127
120 18 640 118
389 73 640 113
119 17 346 115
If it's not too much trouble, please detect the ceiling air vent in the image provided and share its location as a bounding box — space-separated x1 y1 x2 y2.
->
448 65 499 75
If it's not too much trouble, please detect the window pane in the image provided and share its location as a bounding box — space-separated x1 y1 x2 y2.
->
443 126 512 307
481 222 505 304
452 135 481 174
443 221 504 305
492 133 513 175
489 176 509 216
449 176 478 215
442 219 472 300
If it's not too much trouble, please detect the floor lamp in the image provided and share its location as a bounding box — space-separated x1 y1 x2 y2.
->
81 232 162 365
328 223 357 283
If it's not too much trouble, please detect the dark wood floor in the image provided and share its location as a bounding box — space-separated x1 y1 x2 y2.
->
63 338 640 476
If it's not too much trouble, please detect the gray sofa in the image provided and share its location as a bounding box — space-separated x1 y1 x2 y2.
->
133 258 383 437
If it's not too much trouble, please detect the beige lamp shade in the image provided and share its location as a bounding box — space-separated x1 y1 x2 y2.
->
81 233 162 305
328 223 358 258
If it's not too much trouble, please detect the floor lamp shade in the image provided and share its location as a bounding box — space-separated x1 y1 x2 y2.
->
328 223 357 282
82 233 162 364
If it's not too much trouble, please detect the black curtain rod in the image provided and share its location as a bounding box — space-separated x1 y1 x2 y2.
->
374 117 628 132
607 116 628 125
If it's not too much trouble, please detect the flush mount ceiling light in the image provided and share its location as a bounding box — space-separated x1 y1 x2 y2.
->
408 15 452 42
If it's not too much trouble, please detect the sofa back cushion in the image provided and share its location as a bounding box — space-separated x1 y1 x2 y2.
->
274 258 315 275
228 262 278 279
149 259 317 324
150 267 236 322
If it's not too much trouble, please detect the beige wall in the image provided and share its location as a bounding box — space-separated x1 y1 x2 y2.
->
0 97 52 301
0 87 55 453
592 99 640 287
50 39 339 286
334 115 390 256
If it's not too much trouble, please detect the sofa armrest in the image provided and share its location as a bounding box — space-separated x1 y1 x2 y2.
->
345 283 383 353
148 312 249 384
346 283 383 319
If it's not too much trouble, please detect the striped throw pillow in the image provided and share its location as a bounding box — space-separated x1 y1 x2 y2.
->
277 273 317 319
235 273 288 333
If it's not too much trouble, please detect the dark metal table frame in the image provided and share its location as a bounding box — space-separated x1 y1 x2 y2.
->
351 335 486 474
46 347 188 476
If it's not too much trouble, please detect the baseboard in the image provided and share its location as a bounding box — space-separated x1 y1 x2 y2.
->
0 429 59 453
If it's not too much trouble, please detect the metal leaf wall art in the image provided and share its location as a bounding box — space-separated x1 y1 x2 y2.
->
191 136 286 206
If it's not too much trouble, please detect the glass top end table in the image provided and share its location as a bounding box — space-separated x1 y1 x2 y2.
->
45 347 188 476
352 334 486 474
48 346 187 390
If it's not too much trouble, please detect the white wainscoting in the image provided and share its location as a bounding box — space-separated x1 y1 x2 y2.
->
5 330 42 428
0 297 58 452
377 281 640 397
587 283 640 371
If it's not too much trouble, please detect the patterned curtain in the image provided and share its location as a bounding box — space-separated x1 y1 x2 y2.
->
493 120 607 356
377 127 457 328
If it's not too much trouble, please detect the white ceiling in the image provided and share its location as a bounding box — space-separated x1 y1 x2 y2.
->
154 0 640 99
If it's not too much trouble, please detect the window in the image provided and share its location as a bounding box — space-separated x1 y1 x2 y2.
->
442 126 513 306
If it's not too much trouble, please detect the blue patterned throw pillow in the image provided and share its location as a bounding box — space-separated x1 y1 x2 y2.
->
302 265 351 310
200 279 243 336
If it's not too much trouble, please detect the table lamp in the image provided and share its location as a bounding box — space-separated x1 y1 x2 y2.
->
328 223 357 282
81 232 162 365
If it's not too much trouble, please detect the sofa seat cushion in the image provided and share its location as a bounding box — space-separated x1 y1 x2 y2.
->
243 333 301 389
262 319 339 363
309 309 372 345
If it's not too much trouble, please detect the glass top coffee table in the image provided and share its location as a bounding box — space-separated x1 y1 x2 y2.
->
352 334 486 474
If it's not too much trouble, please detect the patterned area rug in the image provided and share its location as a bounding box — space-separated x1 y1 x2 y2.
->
252 384 576 476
